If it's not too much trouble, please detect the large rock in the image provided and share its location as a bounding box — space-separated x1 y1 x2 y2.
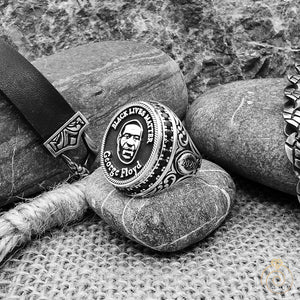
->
1 0 298 101
186 78 297 195
85 160 235 252
0 41 187 206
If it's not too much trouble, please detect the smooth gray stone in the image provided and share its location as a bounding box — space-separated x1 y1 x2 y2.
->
85 160 235 252
186 78 297 195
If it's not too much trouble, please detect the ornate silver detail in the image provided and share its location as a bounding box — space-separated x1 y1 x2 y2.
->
283 64 300 200
44 111 89 158
143 108 201 196
44 112 98 178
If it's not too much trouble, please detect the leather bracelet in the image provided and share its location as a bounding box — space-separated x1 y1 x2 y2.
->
0 40 97 178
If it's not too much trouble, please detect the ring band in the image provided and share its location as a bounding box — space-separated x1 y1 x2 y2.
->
100 101 202 197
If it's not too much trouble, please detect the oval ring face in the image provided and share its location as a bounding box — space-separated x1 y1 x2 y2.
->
101 102 160 187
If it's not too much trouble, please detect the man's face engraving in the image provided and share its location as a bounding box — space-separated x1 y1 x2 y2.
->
117 121 143 164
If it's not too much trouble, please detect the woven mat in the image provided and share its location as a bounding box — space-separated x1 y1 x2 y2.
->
0 176 299 300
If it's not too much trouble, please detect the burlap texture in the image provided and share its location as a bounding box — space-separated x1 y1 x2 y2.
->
0 176 299 300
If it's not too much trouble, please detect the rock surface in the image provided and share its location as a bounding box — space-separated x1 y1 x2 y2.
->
0 41 187 206
186 78 297 195
1 0 299 102
85 160 235 252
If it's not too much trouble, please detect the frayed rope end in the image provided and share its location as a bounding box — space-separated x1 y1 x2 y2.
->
0 180 88 264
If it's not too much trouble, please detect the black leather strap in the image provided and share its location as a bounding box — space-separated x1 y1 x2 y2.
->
0 40 97 176
0 41 75 140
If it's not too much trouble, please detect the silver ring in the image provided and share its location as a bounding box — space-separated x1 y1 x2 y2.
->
100 101 202 197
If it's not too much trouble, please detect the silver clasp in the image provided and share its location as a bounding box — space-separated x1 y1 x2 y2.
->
43 111 98 177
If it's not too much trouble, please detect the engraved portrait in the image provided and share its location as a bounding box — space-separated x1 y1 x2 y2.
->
117 120 143 164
